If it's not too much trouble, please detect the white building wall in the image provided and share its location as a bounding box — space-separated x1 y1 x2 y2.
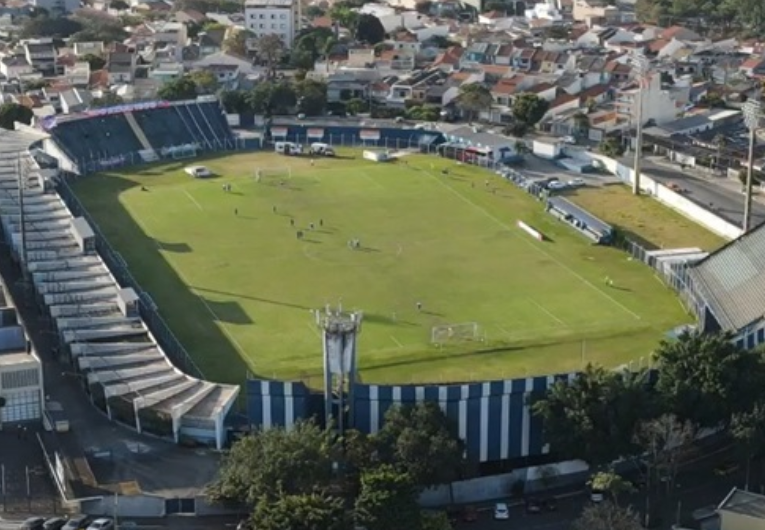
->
244 1 297 48
0 356 44 423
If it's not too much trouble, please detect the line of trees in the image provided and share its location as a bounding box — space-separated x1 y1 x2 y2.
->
533 330 765 526
208 402 464 530
456 83 549 136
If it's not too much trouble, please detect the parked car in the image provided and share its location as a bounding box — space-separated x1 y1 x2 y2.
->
525 497 542 514
43 518 68 530
562 135 577 145
548 181 568 191
568 178 585 187
85 519 113 530
62 516 90 530
18 517 45 530
494 502 510 520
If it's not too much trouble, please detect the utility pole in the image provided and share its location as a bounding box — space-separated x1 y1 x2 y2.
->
631 53 650 196
743 95 761 233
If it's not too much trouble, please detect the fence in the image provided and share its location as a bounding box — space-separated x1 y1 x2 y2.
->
56 179 204 380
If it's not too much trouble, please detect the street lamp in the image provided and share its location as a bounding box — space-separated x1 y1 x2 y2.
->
631 53 650 196
742 95 761 233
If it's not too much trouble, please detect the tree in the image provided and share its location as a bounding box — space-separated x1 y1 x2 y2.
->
421 511 452 530
81 53 105 71
532 365 655 467
346 98 369 116
572 112 590 134
655 330 765 429
354 465 421 530
224 29 254 56
304 5 325 17
406 105 440 121
457 83 493 121
731 403 765 490
90 91 124 108
220 90 249 114
0 103 33 131
250 492 352 530
514 140 530 157
328 3 358 29
415 0 433 14
20 15 82 39
157 76 198 101
70 11 128 43
355 13 385 44
574 503 643 530
374 402 464 488
207 420 337 505
247 81 296 115
190 70 219 94
599 136 625 158
512 93 549 127
296 79 327 116
588 470 634 507
255 34 285 77
110 0 129 9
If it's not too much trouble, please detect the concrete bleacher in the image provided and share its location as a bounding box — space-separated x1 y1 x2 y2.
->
47 98 237 174
0 131 239 450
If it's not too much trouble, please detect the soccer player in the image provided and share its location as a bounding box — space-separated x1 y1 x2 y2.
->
416 301 422 312
273 205 277 214
290 218 295 227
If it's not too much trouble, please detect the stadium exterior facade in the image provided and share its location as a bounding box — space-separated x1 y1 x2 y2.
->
25 96 762 465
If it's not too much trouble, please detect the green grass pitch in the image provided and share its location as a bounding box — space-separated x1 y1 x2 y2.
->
72 149 694 386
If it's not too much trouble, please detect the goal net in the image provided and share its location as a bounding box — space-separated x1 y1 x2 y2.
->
254 166 292 183
431 322 483 345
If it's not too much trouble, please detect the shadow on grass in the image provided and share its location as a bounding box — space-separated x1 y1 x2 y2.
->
71 173 252 384
155 241 192 253
200 297 254 325
363 312 418 327
191 286 314 311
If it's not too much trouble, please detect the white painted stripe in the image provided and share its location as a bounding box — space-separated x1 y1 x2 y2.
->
547 375 555 388
285 393 294 430
263 394 272 429
482 381 492 397
460 384 470 400
415 386 425 402
438 386 448 413
392 386 402 403
284 381 293 397
370 385 380 433
503 379 512 394
567 372 577 383
458 399 467 441
260 380 270 395
500 393 510 460
479 396 489 462
521 377 534 457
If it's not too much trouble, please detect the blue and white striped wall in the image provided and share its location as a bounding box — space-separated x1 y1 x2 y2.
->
247 374 577 463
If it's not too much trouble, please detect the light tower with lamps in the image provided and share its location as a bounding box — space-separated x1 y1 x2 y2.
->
743 95 761 233
315 304 362 436
630 53 651 196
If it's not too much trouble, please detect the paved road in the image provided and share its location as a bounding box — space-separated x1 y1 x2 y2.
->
625 157 765 229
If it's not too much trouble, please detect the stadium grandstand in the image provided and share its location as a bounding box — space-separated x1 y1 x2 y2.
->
687 222 765 350
40 97 238 175
0 127 239 450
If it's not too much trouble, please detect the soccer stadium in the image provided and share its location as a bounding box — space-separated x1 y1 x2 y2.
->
3 96 764 462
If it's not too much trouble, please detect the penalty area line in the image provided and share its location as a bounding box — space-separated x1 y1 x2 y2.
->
527 298 566 326
183 189 204 211
390 335 404 348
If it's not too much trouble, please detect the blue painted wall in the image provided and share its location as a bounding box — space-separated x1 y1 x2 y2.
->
265 125 440 148
246 374 576 462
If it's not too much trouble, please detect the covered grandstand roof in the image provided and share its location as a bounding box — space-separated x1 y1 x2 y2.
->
0 128 239 449
689 223 765 331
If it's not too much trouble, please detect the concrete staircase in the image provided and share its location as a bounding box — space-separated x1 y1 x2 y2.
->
124 112 158 162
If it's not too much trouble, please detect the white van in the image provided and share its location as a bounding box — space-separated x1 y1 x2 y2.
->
310 142 335 156
275 141 302 155
184 165 212 178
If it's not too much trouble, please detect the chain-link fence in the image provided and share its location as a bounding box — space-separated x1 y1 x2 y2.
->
56 178 204 379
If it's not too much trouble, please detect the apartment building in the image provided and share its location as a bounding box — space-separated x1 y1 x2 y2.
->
244 0 300 48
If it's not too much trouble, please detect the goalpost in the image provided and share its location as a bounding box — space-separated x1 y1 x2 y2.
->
254 166 292 183
431 322 483 346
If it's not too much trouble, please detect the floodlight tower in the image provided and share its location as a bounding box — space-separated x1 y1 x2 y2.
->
631 52 651 196
743 95 762 233
316 305 362 435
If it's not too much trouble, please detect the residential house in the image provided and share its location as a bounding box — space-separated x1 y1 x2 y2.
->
146 21 188 47
22 39 57 76
660 25 705 43
407 21 450 42
28 0 78 16
386 69 449 107
347 48 375 68
603 58 632 83
490 75 525 106
105 50 137 84
572 0 619 25
378 49 416 70
717 487 765 530
198 28 226 57
390 30 420 54
64 61 90 87
492 44 515 66
149 62 184 83
614 73 679 126
432 46 462 72
526 82 558 102
59 87 92 114
174 9 206 25
73 42 105 57
0 55 34 80
192 51 263 77
740 56 765 78
545 91 581 117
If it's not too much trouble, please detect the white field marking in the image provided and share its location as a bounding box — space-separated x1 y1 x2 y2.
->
306 322 322 338
527 297 566 326
422 170 642 321
396 244 404 256
183 189 204 211
132 209 250 358
390 335 404 348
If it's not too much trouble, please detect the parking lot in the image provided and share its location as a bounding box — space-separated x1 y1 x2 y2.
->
0 429 59 515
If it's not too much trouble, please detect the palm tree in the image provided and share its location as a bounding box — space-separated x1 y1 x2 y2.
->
514 140 530 158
